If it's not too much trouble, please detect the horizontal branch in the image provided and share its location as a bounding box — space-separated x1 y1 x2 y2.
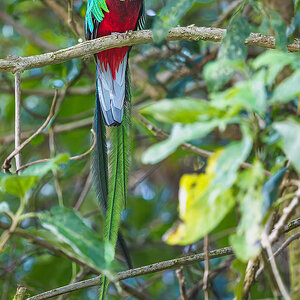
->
27 247 234 300
1 26 299 73
0 117 93 144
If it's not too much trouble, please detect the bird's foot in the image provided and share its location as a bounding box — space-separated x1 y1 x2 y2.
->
124 30 134 38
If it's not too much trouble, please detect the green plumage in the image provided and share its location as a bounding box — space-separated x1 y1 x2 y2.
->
86 0 109 33
93 97 108 213
99 76 131 300
106 108 130 248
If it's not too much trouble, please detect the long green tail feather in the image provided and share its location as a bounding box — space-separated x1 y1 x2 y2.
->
93 95 108 212
99 89 131 300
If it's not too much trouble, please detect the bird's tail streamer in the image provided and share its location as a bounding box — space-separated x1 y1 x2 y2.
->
99 77 131 300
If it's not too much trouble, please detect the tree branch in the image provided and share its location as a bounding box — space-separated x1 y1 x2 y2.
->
14 73 22 172
26 247 234 300
2 90 58 172
1 26 299 73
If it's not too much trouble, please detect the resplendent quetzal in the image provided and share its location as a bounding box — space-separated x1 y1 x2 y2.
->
85 0 144 298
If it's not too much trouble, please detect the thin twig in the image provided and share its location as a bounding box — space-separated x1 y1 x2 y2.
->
256 232 300 281
13 285 28 300
274 232 300 258
1 26 299 73
15 129 97 173
261 231 291 300
49 128 64 206
69 129 96 161
243 191 300 299
43 0 83 38
176 267 187 300
2 90 58 172
183 257 234 300
203 235 211 300
0 117 93 144
14 73 22 172
26 247 234 300
260 248 281 299
269 190 300 244
74 171 93 211
284 217 300 233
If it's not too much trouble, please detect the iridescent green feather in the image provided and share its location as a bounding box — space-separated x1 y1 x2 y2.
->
99 75 131 300
85 0 109 33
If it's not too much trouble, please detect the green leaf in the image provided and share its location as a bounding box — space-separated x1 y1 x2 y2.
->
252 50 297 86
164 127 253 244
0 174 38 198
210 125 253 189
204 12 251 92
38 206 113 272
230 161 265 262
152 0 197 42
140 98 222 124
262 167 287 216
22 153 69 177
296 0 300 13
274 120 300 173
270 70 300 104
219 14 252 61
211 70 267 114
268 10 287 50
203 59 247 93
232 259 247 300
0 154 69 198
142 120 221 164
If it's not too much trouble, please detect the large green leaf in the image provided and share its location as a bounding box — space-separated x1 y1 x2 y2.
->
262 167 287 216
211 70 267 115
203 59 245 92
204 12 251 92
0 174 37 198
230 161 265 262
140 98 222 124
252 50 297 86
38 206 113 272
0 154 69 198
209 126 253 189
219 14 251 61
270 70 300 104
260 10 287 50
142 120 221 164
274 120 300 173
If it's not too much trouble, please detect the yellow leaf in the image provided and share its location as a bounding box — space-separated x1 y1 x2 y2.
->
164 150 234 245
163 222 187 245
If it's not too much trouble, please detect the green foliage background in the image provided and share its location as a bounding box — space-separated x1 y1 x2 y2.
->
0 0 299 299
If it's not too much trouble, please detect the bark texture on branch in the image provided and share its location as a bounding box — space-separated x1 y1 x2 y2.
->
0 26 299 73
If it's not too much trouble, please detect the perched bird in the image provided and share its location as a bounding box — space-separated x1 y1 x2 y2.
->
85 0 145 298
86 0 145 126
